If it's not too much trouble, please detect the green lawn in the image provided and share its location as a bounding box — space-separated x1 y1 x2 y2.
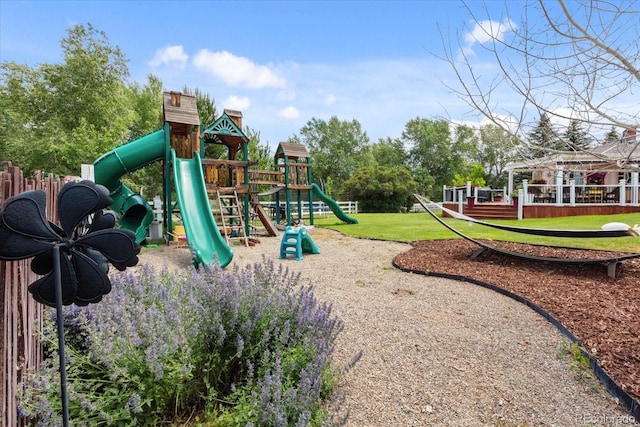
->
313 211 640 253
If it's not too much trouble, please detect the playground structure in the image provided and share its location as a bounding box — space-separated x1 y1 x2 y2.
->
93 91 356 268
414 194 640 278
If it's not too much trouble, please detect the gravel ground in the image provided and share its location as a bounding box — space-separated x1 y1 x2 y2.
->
136 228 636 426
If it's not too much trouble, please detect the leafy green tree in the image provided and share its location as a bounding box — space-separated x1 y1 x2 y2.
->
452 124 479 168
0 62 33 161
564 119 592 151
342 166 417 212
478 124 521 188
403 118 466 199
54 24 131 136
128 74 164 139
452 164 486 187
370 137 407 168
404 118 451 182
411 167 437 199
183 86 217 127
0 24 132 175
297 116 372 192
242 126 272 170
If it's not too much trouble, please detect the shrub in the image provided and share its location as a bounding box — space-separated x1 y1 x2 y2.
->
18 259 343 426
342 166 417 212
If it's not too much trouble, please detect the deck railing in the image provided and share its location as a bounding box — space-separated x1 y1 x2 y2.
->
443 185 506 204
443 180 640 207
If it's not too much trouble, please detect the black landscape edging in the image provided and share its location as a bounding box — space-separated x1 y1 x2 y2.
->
391 260 640 423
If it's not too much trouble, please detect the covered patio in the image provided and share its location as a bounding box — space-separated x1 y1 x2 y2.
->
443 138 640 219
507 139 640 206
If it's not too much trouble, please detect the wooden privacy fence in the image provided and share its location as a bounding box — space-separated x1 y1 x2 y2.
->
1 161 61 427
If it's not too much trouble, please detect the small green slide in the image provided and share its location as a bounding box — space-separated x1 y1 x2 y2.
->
301 231 320 254
280 226 320 261
311 183 358 224
171 150 233 268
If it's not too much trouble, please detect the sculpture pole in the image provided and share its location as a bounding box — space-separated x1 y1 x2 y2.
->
53 244 70 427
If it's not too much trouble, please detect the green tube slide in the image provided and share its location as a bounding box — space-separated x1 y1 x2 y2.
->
93 129 166 243
171 150 233 268
311 183 358 224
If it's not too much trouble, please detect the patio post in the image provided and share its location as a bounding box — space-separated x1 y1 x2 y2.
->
522 179 529 205
458 190 464 214
569 180 576 206
508 170 514 203
631 172 639 205
517 188 523 220
620 179 627 206
555 170 564 206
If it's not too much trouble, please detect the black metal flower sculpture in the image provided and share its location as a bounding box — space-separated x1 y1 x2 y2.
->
0 180 140 426
0 180 140 306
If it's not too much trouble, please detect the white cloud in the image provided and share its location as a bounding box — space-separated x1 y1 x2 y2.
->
193 49 286 89
148 45 189 69
277 106 299 119
223 95 251 111
323 94 336 105
463 18 516 56
465 18 515 45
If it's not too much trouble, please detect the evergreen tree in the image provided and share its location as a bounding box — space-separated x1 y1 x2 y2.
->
563 119 592 151
603 126 620 145
527 113 562 158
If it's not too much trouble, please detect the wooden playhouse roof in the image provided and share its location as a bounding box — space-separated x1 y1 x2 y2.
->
201 109 248 146
163 91 200 126
275 142 309 160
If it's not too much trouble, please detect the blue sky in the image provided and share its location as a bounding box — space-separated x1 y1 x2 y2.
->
0 0 518 149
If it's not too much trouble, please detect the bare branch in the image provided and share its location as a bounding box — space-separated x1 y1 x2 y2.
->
439 0 640 165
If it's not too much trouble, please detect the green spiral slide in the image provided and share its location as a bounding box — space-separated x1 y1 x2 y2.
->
94 129 166 243
311 183 358 224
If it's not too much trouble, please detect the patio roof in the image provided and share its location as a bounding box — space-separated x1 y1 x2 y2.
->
507 141 640 172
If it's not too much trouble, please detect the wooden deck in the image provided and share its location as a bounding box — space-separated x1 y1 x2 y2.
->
443 202 640 219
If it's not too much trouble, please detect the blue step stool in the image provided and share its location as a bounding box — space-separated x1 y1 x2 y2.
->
280 226 306 261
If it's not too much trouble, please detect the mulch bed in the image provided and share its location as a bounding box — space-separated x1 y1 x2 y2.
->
392 239 640 403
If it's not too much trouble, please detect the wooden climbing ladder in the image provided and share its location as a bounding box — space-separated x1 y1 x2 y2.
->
216 189 249 246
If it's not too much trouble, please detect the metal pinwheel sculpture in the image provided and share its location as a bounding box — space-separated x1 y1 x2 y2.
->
0 180 140 306
0 180 140 426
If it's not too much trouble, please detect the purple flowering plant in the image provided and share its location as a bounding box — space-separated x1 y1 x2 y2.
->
18 258 344 426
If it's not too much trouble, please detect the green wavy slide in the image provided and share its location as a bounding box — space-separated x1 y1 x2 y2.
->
311 183 358 224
